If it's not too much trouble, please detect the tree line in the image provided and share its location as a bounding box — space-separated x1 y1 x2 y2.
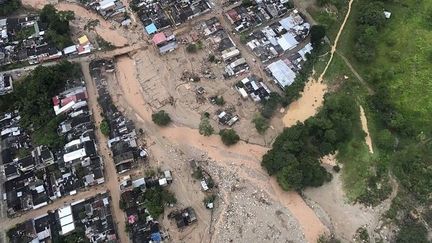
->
262 93 358 190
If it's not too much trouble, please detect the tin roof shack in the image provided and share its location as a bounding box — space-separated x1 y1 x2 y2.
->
168 207 197 229
152 32 178 54
6 191 117 243
85 0 129 23
201 18 250 78
244 10 311 63
135 0 211 33
225 0 289 32
266 42 312 88
235 75 271 102
217 110 239 127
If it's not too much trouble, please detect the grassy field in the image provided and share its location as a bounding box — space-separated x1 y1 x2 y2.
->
339 0 432 132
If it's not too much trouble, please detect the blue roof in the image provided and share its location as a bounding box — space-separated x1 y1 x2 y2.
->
145 23 157 35
151 232 161 242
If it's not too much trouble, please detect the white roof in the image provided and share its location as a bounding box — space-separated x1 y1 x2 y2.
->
164 170 172 179
57 205 72 218
54 100 76 115
238 88 248 98
277 32 298 51
63 148 86 163
72 100 87 110
99 0 116 9
279 16 296 30
63 45 77 55
35 185 45 193
60 214 74 226
132 178 145 188
61 223 75 235
201 180 209 191
267 60 297 87
37 228 51 240
298 43 313 60
64 139 82 149
158 178 168 186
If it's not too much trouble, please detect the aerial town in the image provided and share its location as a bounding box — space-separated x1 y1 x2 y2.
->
0 0 431 243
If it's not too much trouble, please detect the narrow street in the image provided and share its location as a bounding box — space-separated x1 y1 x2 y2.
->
81 62 129 243
0 186 107 231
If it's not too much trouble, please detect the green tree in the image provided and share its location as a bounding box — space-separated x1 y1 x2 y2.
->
0 0 21 16
375 129 394 151
214 96 225 106
199 118 214 136
310 25 326 48
219 129 240 146
252 114 269 134
152 110 171 126
395 222 428 243
186 43 198 53
276 162 303 190
261 93 280 119
100 119 110 136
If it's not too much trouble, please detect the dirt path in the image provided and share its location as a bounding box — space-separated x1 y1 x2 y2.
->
336 52 374 94
282 0 355 127
359 105 374 153
81 62 128 243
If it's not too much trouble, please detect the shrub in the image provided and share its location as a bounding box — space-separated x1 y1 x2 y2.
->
100 119 110 136
333 165 341 172
252 114 269 134
199 118 214 136
219 129 240 146
214 96 225 106
152 110 171 126
186 43 198 53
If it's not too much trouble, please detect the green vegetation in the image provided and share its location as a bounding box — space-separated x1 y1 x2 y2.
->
186 43 198 53
262 93 358 190
308 0 432 237
252 114 269 134
395 222 428 243
100 119 110 136
152 110 171 126
241 0 253 7
260 93 280 119
310 25 326 48
33 115 65 149
203 194 216 205
40 4 74 49
139 187 177 218
96 35 115 51
199 117 214 136
0 61 81 148
57 227 89 243
214 96 225 106
317 234 341 243
219 129 240 146
0 0 21 17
